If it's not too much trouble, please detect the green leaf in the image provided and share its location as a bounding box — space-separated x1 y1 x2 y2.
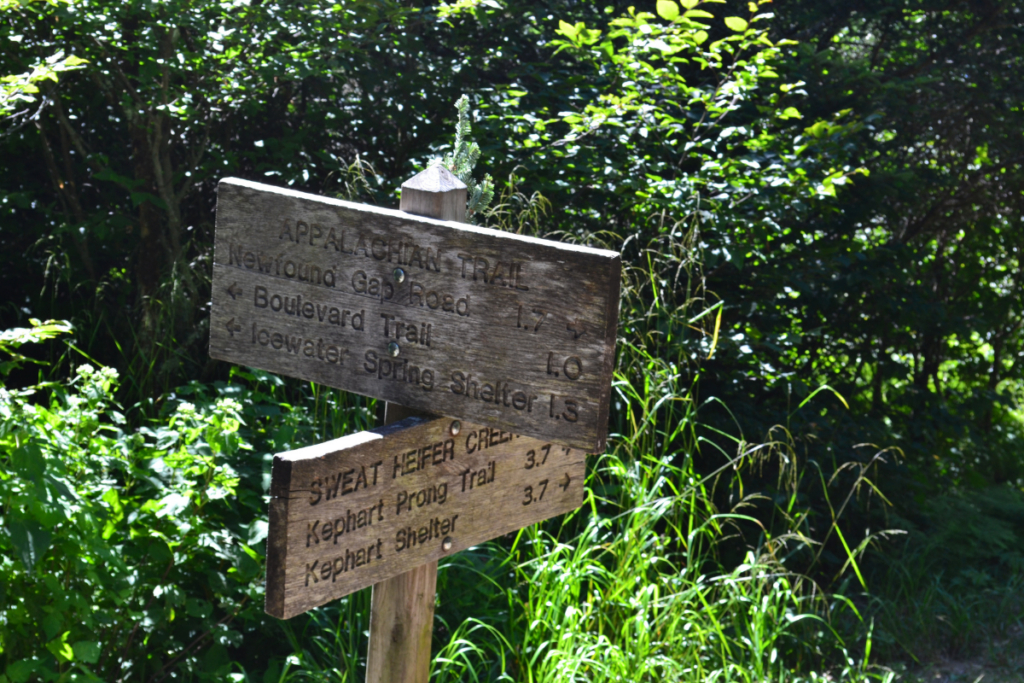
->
5 660 38 683
42 613 63 640
186 597 213 618
101 488 124 540
72 641 101 664
45 632 73 663
247 519 268 546
130 192 168 210
92 167 140 189
724 16 748 31
7 518 52 570
11 444 44 484
0 319 72 347
656 0 680 21
684 9 714 18
805 120 831 138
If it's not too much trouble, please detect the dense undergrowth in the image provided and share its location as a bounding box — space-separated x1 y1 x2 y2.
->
0 318 897 682
3 0 1024 680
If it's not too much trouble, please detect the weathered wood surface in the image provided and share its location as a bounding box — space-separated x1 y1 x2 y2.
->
365 558 435 683
265 416 586 620
364 167 463 683
209 177 620 452
399 164 467 223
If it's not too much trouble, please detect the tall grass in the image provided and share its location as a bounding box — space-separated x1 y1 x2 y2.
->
421 363 891 682
273 359 894 681
260 206 897 680
862 485 1024 670
17 158 903 681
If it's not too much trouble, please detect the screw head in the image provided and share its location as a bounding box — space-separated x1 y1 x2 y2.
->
388 342 400 357
450 420 461 436
393 267 406 283
442 536 453 552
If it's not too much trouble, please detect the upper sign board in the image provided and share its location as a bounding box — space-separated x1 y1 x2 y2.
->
209 178 620 452
265 416 586 619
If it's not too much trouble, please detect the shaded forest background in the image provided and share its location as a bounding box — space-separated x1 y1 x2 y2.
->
1 0 1023 680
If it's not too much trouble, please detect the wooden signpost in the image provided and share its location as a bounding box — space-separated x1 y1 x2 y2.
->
208 175 620 453
209 166 620 683
265 415 586 619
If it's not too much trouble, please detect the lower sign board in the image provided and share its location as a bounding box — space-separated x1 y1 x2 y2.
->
209 178 620 453
265 416 586 619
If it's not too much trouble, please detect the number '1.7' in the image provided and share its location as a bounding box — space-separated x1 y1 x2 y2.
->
517 305 548 332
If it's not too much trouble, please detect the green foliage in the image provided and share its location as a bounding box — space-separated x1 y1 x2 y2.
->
0 337 335 679
1 0 1022 678
0 0 86 118
0 319 73 377
715 0 1024 491
0 52 85 119
440 94 495 220
0 0 418 399
0 319 890 681
861 485 1024 666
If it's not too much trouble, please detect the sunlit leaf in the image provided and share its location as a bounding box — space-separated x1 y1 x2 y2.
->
656 0 679 21
724 16 748 31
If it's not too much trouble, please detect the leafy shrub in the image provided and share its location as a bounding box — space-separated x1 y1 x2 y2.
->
0 323 325 681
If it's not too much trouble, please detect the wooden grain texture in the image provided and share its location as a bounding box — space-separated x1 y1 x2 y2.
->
209 177 620 453
366 166 458 683
400 165 466 223
365 557 435 683
264 416 586 620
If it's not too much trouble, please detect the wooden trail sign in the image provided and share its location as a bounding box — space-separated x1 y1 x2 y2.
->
265 415 586 619
209 177 620 452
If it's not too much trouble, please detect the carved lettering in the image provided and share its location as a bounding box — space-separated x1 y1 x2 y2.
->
524 444 551 469
351 270 395 304
266 414 589 618
308 464 382 508
460 461 495 492
379 314 431 348
408 282 470 316
251 323 346 365
450 372 538 414
457 252 528 290
305 539 384 587
363 351 435 391
228 242 335 287
392 438 455 477
464 427 518 455
395 482 448 516
522 479 548 506
395 515 459 553
214 179 620 458
547 352 583 380
548 394 581 422
254 286 363 330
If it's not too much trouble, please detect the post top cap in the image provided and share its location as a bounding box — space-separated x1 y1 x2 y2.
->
401 164 467 194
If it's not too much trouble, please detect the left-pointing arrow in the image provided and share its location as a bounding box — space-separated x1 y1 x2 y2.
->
226 282 243 299
226 318 242 337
